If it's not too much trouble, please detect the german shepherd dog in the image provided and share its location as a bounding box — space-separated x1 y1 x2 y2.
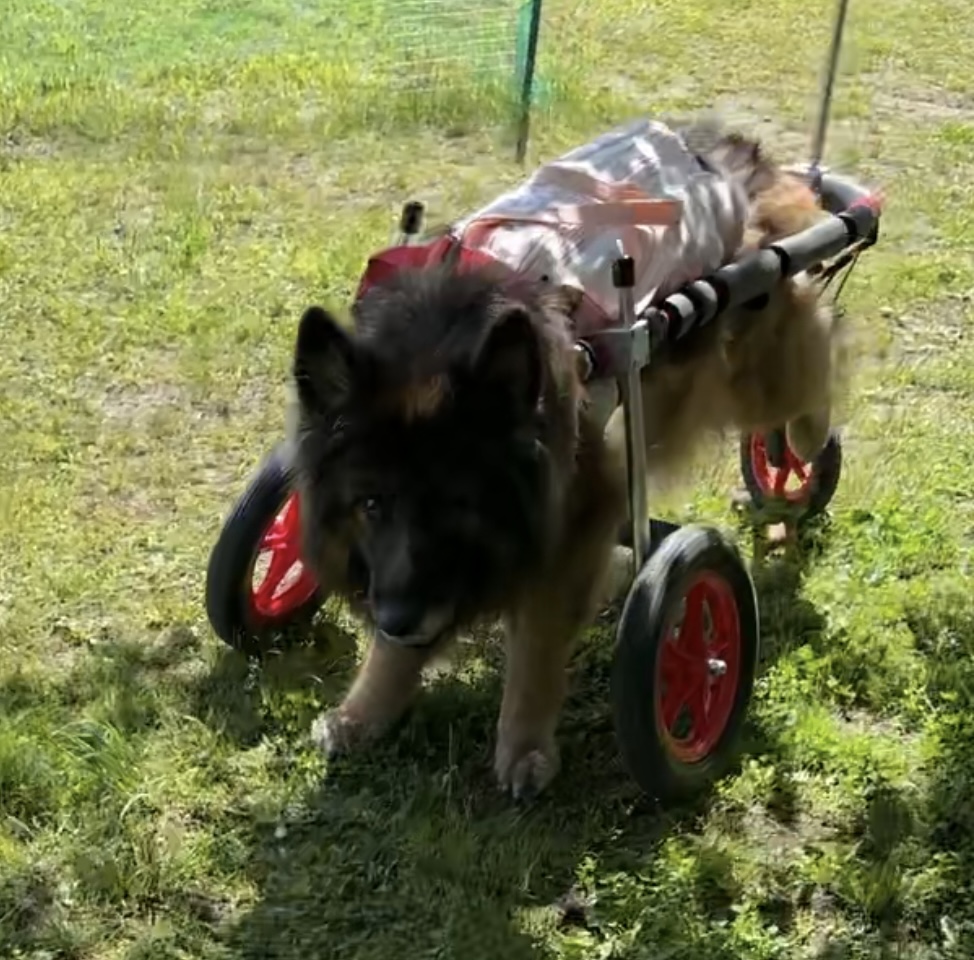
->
290 128 842 799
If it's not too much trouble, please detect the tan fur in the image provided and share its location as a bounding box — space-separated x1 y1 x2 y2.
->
493 414 627 795
311 131 850 798
606 156 843 486
748 170 825 244
392 374 450 421
609 273 839 473
312 639 431 753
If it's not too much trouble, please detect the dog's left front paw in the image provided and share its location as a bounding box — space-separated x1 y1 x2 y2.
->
494 736 561 802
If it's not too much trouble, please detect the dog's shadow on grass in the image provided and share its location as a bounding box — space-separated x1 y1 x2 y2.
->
214 628 683 959
188 614 361 747
199 522 835 958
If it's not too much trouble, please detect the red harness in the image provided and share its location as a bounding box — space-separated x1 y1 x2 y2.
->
353 232 617 341
355 235 485 300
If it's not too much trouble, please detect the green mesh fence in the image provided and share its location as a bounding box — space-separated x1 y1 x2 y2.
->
334 0 545 156
342 0 522 85
2 0 546 156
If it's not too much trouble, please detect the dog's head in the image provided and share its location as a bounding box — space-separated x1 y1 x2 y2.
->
291 265 559 647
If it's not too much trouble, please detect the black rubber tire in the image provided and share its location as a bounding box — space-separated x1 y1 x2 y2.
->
611 524 760 803
205 441 323 655
739 428 843 520
616 517 684 563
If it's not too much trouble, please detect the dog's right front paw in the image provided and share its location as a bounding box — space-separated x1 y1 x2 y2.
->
494 735 561 803
310 708 370 758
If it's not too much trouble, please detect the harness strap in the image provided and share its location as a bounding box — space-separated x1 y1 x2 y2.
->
457 159 682 265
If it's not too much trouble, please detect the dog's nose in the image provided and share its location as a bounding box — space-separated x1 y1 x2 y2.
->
373 597 425 639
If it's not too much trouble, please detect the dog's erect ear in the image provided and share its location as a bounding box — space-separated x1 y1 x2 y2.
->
476 304 543 414
293 306 356 413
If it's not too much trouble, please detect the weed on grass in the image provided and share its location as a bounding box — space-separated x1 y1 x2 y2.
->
2 0 974 958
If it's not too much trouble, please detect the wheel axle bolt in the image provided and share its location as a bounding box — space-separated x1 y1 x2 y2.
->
708 658 727 677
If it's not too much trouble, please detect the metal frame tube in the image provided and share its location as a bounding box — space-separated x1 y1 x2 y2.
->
396 201 425 246
613 256 650 575
809 0 852 191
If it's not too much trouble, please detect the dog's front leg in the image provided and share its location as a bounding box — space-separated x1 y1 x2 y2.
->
495 525 618 801
312 635 433 758
494 595 576 802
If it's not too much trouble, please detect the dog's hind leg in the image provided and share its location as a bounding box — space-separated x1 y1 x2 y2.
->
785 407 831 463
311 636 437 758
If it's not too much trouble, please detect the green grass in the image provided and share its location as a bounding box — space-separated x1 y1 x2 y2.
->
3 0 974 956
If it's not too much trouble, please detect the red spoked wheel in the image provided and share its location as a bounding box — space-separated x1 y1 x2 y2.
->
206 442 324 654
249 493 319 624
740 428 843 519
611 524 759 803
656 572 742 764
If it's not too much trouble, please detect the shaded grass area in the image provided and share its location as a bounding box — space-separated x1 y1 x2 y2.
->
2 0 974 957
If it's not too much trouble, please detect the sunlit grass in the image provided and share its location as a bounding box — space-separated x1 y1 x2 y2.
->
3 0 974 958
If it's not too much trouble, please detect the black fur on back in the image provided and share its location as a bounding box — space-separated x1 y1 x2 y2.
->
290 263 578 636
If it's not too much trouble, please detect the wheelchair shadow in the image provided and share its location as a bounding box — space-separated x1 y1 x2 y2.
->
746 512 836 669
195 518 837 958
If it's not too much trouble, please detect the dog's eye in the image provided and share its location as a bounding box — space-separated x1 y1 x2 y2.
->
360 496 383 520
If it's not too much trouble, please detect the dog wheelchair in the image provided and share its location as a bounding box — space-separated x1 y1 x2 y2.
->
204 162 881 802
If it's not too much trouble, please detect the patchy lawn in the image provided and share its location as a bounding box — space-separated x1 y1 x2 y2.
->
3 0 974 957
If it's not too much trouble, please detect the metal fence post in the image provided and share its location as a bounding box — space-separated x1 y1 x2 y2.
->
515 0 543 163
